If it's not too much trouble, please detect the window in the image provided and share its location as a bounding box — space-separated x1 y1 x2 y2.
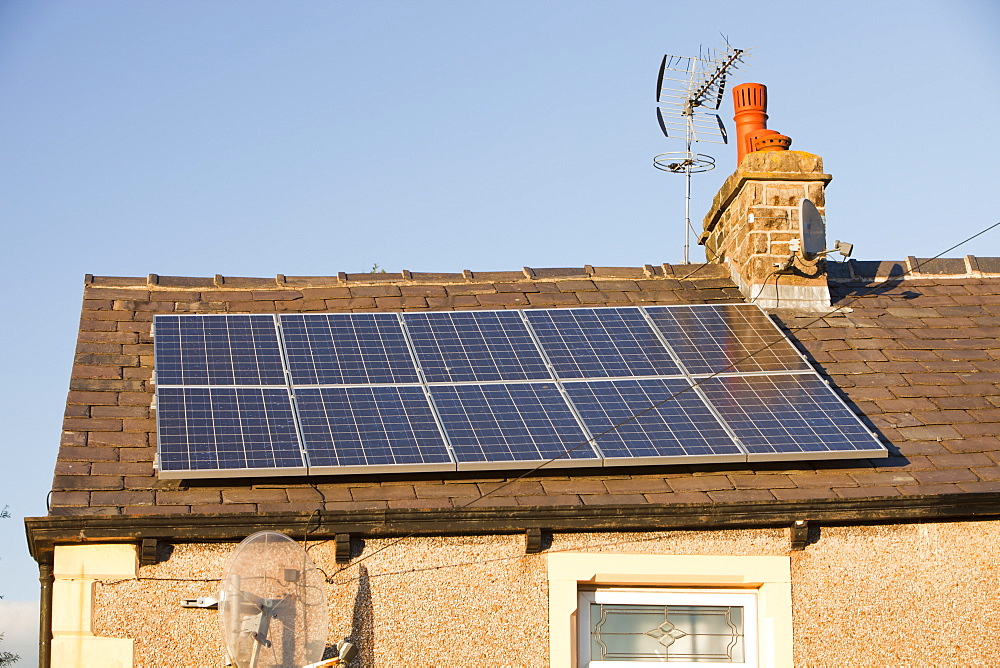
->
580 589 758 666
547 554 791 668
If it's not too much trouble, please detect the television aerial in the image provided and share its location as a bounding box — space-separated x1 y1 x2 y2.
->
654 43 750 263
219 531 351 667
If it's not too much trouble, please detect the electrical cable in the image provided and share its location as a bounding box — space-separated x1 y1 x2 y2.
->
99 221 1000 596
749 268 782 304
322 532 706 586
100 530 702 589
320 218 1000 581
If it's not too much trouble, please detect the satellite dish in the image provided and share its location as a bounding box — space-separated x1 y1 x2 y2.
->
219 531 329 668
799 198 827 257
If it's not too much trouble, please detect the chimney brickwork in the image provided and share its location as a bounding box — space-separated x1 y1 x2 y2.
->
700 150 833 311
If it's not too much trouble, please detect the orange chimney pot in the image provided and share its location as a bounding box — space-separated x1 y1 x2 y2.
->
733 82 769 165
749 128 792 152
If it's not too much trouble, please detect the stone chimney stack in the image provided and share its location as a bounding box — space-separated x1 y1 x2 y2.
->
700 84 832 311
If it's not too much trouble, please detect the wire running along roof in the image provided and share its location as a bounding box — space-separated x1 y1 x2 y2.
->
152 304 886 478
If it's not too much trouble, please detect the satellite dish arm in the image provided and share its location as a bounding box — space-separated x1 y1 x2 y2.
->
301 641 358 667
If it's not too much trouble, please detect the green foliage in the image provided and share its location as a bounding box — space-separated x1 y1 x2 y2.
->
0 633 19 666
0 507 16 665
369 263 387 274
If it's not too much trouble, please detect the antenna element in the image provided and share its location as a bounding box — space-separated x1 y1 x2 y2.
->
654 44 750 263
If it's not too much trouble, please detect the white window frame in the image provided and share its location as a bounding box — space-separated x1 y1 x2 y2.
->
579 588 759 667
547 554 792 668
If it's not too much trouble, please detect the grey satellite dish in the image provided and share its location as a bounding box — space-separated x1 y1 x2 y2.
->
799 198 827 257
219 531 329 668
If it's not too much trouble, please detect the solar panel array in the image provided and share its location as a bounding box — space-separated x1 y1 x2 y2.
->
153 304 885 478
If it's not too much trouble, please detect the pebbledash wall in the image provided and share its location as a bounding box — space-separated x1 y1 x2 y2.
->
64 521 1000 666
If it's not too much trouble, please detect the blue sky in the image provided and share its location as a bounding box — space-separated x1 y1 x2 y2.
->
1 0 998 661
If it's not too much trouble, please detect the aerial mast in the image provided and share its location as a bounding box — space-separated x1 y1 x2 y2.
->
653 43 750 263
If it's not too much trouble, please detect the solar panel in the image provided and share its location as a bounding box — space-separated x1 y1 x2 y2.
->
280 313 419 385
563 379 743 465
700 374 885 460
404 311 552 383
156 387 305 475
153 305 884 479
429 383 599 469
645 304 810 375
154 315 286 386
295 386 452 472
525 308 681 379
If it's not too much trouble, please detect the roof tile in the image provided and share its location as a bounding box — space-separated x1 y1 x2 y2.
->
84 288 151 300
526 293 580 306
706 489 775 502
910 410 976 425
942 436 998 453
956 481 1000 493
540 480 608 495
604 478 671 493
971 467 1000 481
772 488 838 500
954 422 1000 438
374 296 429 309
444 283 497 296
928 453 995 469
515 494 583 506
848 471 917 486
350 285 401 298
388 498 455 510
53 475 123 490
643 491 713 503
910 469 979 484
250 290 303 302
897 484 966 495
580 494 649 505
476 481 545 497
91 462 153 476
833 486 901 498
477 293 530 306
413 483 480 499
399 285 448 297
155 489 222 505
728 474 796 489
425 296 480 309
668 476 733 492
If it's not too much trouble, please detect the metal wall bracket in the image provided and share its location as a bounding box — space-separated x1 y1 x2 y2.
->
181 596 218 609
790 520 809 551
139 538 159 566
335 533 352 563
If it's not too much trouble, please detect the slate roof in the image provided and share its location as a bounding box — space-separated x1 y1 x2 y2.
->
49 259 1000 517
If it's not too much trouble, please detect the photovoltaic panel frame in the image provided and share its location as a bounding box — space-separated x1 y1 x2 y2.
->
524 307 682 379
563 378 743 465
281 313 420 385
645 304 812 375
156 386 305 476
153 304 885 479
295 386 452 473
154 314 286 386
430 382 600 470
404 311 552 383
700 374 887 461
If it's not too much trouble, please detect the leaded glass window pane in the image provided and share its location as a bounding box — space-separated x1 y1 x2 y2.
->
580 590 757 666
590 604 744 662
